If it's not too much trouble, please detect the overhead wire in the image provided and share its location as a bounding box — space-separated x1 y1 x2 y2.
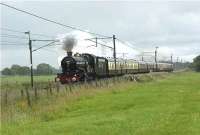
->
0 3 153 57
0 34 28 39
0 3 110 38
0 43 28 46
0 28 54 38
1 40 28 44
32 41 57 52
33 47 58 54
1 3 139 52
0 40 53 47
116 38 142 52
86 39 113 49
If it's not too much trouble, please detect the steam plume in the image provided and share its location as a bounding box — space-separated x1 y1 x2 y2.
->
59 34 77 52
56 30 140 66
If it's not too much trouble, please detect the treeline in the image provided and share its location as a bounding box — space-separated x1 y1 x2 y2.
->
174 55 200 72
1 55 200 75
192 55 200 72
158 55 200 72
1 63 60 76
174 62 192 70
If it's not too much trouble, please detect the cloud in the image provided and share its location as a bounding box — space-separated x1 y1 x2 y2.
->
1 1 200 69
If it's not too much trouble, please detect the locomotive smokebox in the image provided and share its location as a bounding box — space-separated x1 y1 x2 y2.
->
67 51 72 57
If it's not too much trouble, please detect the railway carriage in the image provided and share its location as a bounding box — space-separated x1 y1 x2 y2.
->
107 58 126 76
126 59 139 74
56 53 173 84
146 62 155 72
95 56 108 77
157 63 173 72
138 61 149 73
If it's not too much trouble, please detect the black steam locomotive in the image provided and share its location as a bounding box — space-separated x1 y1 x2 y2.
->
56 52 173 84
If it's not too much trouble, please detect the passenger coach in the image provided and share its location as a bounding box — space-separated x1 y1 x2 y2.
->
56 53 173 84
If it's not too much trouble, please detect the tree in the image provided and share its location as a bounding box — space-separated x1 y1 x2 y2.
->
1 65 30 75
1 68 12 75
10 64 21 75
1 63 57 76
10 65 30 75
193 55 200 72
36 63 54 75
19 66 30 75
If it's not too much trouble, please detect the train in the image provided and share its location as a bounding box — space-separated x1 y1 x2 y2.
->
55 52 173 84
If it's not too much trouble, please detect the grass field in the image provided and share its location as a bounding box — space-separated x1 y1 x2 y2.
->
1 75 56 91
1 75 55 84
1 72 200 135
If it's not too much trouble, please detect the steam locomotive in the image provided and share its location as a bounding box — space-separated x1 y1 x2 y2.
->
56 52 173 84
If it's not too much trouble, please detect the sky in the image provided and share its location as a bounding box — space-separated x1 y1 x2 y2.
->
1 0 200 70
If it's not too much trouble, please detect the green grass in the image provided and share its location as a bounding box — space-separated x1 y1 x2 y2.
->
1 75 56 84
1 72 200 135
0 75 56 90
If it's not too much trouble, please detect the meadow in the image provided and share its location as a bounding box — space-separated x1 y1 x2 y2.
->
1 72 200 135
1 75 55 85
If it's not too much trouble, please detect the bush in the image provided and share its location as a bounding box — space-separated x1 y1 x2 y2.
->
193 55 200 72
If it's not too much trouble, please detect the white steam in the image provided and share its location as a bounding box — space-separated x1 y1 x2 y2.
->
58 34 77 52
56 31 140 66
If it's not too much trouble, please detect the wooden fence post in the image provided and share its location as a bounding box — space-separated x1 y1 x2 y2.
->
4 89 8 106
112 77 115 84
65 85 68 92
34 86 38 99
56 82 60 93
49 81 53 95
95 80 98 87
25 88 31 107
21 89 24 97
69 84 72 93
46 87 49 97
4 82 9 105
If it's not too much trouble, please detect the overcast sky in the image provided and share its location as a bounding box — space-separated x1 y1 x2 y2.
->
1 1 200 69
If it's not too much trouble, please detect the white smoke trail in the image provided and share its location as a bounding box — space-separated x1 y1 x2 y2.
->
56 31 95 66
62 35 77 52
56 31 140 66
57 33 77 52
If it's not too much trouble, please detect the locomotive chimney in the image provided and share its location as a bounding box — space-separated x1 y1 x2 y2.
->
67 51 72 57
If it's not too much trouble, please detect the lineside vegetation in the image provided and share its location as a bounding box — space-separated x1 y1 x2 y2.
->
1 72 200 135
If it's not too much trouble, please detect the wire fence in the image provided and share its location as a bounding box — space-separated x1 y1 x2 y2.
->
1 75 140 108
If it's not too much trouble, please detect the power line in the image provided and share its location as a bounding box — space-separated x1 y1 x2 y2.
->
0 43 28 46
32 41 57 52
116 38 142 52
40 48 57 54
0 34 28 39
85 37 112 40
0 40 52 47
85 37 112 45
1 40 28 44
1 33 27 37
0 27 24 33
1 34 54 41
86 39 113 49
0 27 54 38
31 33 54 38
0 3 110 38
